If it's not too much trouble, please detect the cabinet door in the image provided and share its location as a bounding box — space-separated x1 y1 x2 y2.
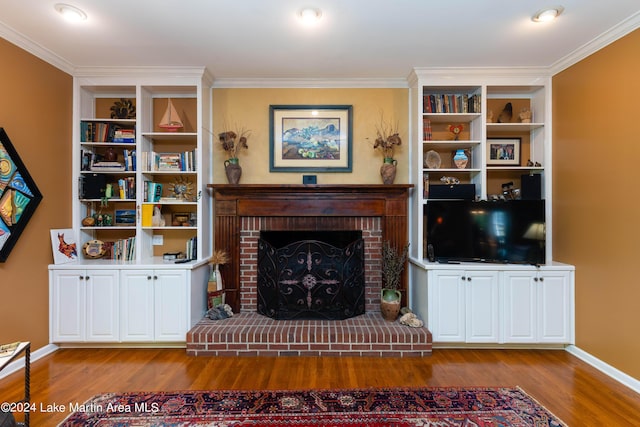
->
429 270 465 342
502 271 537 343
154 270 188 341
465 270 500 343
86 270 119 342
537 270 573 343
120 270 154 342
50 270 86 342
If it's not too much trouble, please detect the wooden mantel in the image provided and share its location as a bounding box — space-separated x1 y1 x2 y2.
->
207 184 413 311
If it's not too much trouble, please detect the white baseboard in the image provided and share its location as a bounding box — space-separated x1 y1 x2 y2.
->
566 345 640 394
0 343 58 380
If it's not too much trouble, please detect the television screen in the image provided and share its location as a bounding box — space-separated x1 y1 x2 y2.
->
425 200 546 265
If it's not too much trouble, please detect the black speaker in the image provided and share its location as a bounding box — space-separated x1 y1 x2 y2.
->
521 174 541 200
82 174 106 199
428 184 476 200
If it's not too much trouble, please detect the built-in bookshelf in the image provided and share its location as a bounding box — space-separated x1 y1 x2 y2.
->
408 70 552 263
47 69 213 346
72 70 212 264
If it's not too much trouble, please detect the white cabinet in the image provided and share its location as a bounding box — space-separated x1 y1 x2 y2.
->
537 270 573 343
428 269 499 343
410 261 574 345
465 270 500 343
120 269 188 342
428 270 465 341
49 269 119 342
49 262 208 346
502 269 573 344
120 270 155 341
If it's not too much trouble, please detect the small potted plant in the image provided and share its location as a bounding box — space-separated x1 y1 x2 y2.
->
380 240 409 321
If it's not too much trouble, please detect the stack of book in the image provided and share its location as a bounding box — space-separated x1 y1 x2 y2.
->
90 161 125 172
423 118 432 141
141 150 197 172
112 129 135 143
111 236 136 261
186 237 197 260
81 122 135 143
423 93 481 114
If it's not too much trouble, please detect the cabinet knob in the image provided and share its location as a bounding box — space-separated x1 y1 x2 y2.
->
534 277 539 282
539 277 544 282
153 276 158 280
461 276 466 281
79 276 84 280
147 276 152 280
467 277 472 281
85 276 89 280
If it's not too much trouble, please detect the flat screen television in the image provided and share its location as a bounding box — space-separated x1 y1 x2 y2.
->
425 200 546 265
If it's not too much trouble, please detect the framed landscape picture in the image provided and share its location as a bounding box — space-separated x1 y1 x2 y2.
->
487 138 521 166
269 105 352 172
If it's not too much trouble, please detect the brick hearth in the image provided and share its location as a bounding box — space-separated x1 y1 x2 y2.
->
188 185 432 357
187 312 432 357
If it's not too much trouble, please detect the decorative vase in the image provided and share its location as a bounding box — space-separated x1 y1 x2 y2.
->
380 289 401 321
225 158 242 184
453 149 469 169
380 158 397 185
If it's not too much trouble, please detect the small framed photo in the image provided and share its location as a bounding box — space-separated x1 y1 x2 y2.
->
114 209 136 226
487 138 521 166
269 105 352 172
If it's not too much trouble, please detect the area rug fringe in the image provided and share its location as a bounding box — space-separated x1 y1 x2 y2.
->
58 386 567 426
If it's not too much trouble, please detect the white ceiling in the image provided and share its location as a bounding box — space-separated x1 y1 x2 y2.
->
0 0 639 85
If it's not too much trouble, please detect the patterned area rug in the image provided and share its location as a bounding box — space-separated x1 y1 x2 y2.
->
58 386 566 426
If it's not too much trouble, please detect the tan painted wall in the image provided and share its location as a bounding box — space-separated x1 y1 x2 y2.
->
211 88 409 184
0 39 72 350
553 28 640 379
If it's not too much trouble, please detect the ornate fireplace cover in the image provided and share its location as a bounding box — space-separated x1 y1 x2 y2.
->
257 231 364 320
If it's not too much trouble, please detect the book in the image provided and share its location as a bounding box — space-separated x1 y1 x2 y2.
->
0 341 20 358
157 153 181 171
141 204 154 227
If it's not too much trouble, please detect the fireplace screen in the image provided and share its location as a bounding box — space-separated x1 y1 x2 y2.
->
257 230 365 320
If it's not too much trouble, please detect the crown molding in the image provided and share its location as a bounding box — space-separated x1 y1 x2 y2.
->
550 11 640 75
0 21 74 74
408 67 552 86
211 77 409 89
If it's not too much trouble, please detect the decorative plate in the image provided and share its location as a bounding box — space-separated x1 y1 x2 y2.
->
424 150 441 169
83 239 106 259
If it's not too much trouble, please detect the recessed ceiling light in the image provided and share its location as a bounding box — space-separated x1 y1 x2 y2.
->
532 6 564 23
299 7 322 24
54 3 87 22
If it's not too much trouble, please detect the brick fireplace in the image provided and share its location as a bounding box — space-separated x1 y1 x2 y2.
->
186 184 432 357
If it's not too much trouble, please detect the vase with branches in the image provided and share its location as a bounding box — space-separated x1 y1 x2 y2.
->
370 114 402 184
218 125 250 184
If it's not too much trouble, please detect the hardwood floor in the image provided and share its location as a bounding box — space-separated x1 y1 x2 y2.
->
1 348 639 425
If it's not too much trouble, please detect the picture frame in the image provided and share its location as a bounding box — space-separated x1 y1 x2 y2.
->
269 105 352 172
0 128 43 262
50 229 78 264
487 138 521 166
114 209 136 226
